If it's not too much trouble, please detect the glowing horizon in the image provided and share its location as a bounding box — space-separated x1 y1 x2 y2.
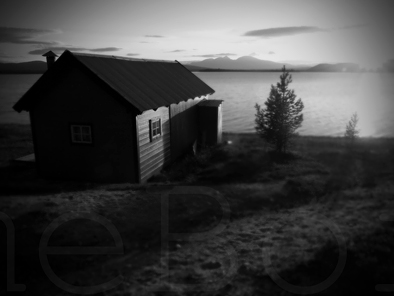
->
1 0 393 69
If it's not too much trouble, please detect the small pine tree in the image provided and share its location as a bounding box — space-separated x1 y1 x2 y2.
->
255 66 304 154
344 112 360 143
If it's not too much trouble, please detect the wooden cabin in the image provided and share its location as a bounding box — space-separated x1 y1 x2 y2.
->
13 50 222 183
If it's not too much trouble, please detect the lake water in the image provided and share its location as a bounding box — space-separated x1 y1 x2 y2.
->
1 72 394 137
195 72 394 137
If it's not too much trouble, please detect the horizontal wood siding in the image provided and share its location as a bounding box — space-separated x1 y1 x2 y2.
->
136 106 170 182
170 96 206 161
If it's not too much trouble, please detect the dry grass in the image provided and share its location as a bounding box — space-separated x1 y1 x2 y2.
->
1 125 394 295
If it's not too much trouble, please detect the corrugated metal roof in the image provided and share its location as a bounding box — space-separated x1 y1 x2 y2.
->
13 50 215 113
72 52 215 112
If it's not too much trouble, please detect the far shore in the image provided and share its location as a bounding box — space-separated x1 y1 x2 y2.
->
1 69 388 74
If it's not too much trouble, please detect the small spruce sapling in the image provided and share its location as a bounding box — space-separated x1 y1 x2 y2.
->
344 112 360 144
255 66 304 154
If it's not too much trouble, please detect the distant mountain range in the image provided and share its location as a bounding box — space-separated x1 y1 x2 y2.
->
307 63 360 72
0 57 367 73
188 56 298 70
186 56 366 72
0 61 47 74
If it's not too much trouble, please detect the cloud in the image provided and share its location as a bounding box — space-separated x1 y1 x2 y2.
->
168 50 186 53
145 35 164 38
268 51 275 54
28 46 121 55
0 50 11 62
243 24 367 39
29 47 86 55
217 53 237 56
196 55 219 58
89 47 121 52
127 53 140 56
0 50 10 58
0 27 59 45
243 26 327 38
191 53 237 58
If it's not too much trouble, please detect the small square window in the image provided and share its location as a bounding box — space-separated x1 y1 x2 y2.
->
71 125 92 144
150 118 161 142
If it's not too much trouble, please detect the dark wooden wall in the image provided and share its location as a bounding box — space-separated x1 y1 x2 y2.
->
31 65 138 182
198 102 223 147
136 106 171 182
169 95 207 161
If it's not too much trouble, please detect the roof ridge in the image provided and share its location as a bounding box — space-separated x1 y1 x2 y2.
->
14 49 215 114
69 50 176 63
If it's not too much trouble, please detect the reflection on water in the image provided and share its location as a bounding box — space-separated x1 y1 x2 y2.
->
1 73 394 137
196 72 394 137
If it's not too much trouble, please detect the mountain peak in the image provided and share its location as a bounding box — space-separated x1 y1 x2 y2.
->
189 55 293 70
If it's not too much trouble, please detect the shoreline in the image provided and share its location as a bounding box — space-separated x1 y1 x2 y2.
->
1 123 394 139
2 70 389 74
223 131 394 139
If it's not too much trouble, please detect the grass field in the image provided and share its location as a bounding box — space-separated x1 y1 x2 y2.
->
1 124 394 295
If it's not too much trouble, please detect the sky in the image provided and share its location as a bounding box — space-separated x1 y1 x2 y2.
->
0 0 393 69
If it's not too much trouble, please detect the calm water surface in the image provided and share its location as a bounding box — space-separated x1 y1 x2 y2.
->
196 72 394 137
1 73 394 137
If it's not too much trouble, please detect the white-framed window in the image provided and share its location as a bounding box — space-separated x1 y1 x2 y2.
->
149 118 161 141
70 124 92 144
